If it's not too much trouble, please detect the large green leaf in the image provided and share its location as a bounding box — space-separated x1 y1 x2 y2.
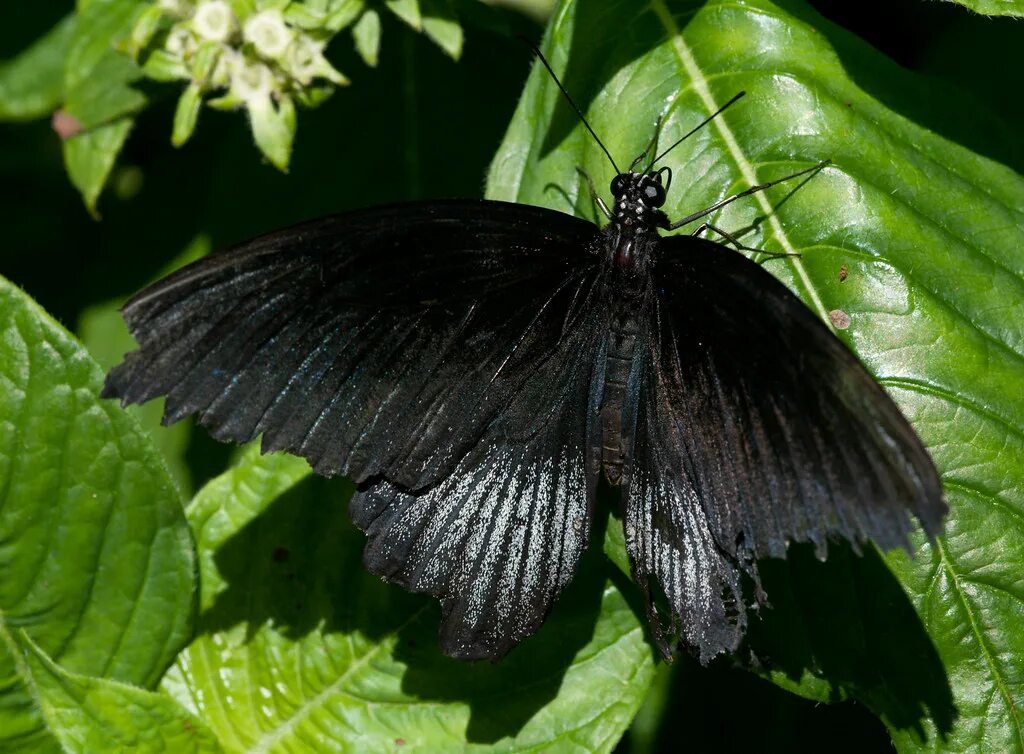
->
160 446 656 752
9 630 220 753
939 0 1024 16
0 278 196 752
488 0 1023 751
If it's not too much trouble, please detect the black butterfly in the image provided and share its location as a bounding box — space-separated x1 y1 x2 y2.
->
103 73 946 663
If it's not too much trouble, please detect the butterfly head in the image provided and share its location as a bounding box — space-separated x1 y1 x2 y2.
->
609 169 670 231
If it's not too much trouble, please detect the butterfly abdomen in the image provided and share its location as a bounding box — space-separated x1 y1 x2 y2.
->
599 298 644 486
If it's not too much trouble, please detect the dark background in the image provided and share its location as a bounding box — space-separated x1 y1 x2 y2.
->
2 1 1018 751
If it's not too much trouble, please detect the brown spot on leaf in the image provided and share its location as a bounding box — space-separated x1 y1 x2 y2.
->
829 309 851 330
838 264 848 281
51 110 82 140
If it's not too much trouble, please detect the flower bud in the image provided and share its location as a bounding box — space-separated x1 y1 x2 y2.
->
165 26 196 57
233 59 275 103
286 36 347 86
192 1 237 43
244 10 293 61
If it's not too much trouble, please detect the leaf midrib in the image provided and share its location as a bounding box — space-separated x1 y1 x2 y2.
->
649 0 832 325
935 537 1024 750
246 604 432 754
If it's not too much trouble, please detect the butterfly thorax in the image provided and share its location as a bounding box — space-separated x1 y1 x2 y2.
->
606 171 669 272
602 222 660 274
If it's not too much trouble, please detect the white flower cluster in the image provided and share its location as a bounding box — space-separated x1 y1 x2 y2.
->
129 0 352 170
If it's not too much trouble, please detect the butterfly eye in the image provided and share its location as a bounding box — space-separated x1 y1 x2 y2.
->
610 175 628 196
642 181 666 207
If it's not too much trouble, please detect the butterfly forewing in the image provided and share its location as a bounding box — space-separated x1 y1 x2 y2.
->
623 235 945 659
103 200 601 491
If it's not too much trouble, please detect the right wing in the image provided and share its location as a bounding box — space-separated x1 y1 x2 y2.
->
624 236 945 663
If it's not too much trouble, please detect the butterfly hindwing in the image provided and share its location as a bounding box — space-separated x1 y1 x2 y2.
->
624 236 945 661
625 380 751 662
103 200 601 490
351 272 607 659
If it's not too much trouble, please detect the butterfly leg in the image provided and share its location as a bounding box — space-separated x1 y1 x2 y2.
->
575 167 613 220
691 222 799 261
691 222 756 252
665 159 830 231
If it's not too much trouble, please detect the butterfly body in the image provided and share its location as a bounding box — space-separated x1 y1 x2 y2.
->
595 277 645 487
595 169 679 487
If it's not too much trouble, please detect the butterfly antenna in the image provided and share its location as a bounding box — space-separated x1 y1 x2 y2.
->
630 113 666 172
523 39 621 175
648 91 746 170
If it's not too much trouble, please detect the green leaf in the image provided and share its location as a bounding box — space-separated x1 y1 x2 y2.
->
352 8 382 66
173 83 203 146
62 118 133 217
0 14 76 121
489 0 1024 751
0 278 196 752
191 42 224 88
227 0 259 19
283 2 326 29
248 92 297 171
385 0 465 57
618 663 673 754
161 446 655 752
292 83 336 108
62 0 148 212
8 630 221 754
141 48 189 82
63 52 144 129
938 0 1024 16
124 3 165 59
64 0 146 126
324 0 367 32
386 0 422 29
421 0 463 59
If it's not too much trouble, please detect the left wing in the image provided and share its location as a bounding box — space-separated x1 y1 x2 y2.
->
624 236 945 662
